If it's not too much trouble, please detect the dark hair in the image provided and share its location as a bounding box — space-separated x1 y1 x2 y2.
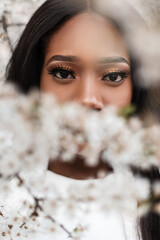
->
5 1 160 239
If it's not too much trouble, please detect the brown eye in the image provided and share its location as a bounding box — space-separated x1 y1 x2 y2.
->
48 68 75 80
102 72 127 83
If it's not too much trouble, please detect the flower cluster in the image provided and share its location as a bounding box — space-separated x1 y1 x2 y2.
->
0 0 160 239
0 83 158 239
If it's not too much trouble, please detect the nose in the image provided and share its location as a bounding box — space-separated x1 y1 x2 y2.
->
74 78 104 111
81 96 103 111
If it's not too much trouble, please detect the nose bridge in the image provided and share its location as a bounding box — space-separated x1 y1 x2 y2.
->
76 75 104 110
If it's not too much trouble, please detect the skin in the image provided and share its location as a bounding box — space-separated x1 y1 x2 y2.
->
41 12 132 110
40 12 132 179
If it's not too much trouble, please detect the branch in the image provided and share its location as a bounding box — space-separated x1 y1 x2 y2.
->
7 23 25 27
16 174 73 239
1 14 13 53
47 215 73 238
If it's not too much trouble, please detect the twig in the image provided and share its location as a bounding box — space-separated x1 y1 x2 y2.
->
7 23 25 27
47 215 73 238
1 14 13 53
16 174 73 238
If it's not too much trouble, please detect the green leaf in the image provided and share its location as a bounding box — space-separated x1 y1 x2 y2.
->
119 105 137 118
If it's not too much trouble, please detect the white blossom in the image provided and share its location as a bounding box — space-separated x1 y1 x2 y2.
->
0 0 160 239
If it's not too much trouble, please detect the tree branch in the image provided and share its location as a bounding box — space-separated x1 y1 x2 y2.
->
16 174 73 238
1 14 13 53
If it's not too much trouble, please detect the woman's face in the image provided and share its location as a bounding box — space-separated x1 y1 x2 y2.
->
41 12 132 110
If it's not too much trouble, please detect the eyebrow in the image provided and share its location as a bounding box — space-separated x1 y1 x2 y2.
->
46 55 130 66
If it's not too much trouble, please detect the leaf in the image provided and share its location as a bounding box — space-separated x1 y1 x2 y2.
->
119 105 137 118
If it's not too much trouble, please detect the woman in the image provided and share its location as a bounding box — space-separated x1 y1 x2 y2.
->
5 0 160 239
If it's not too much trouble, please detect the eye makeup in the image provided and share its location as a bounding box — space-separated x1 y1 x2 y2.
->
47 63 79 84
102 70 129 83
97 63 130 85
47 62 130 85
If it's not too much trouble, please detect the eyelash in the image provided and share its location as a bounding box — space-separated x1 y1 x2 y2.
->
47 66 129 83
102 71 128 83
48 66 75 80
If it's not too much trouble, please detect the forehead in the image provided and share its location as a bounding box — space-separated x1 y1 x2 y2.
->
44 12 129 63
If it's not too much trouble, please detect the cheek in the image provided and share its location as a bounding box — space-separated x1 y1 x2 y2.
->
102 79 132 108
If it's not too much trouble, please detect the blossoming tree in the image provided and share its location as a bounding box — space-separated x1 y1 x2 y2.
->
0 0 160 239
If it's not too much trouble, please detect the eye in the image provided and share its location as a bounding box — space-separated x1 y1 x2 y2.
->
48 68 75 80
102 72 128 83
